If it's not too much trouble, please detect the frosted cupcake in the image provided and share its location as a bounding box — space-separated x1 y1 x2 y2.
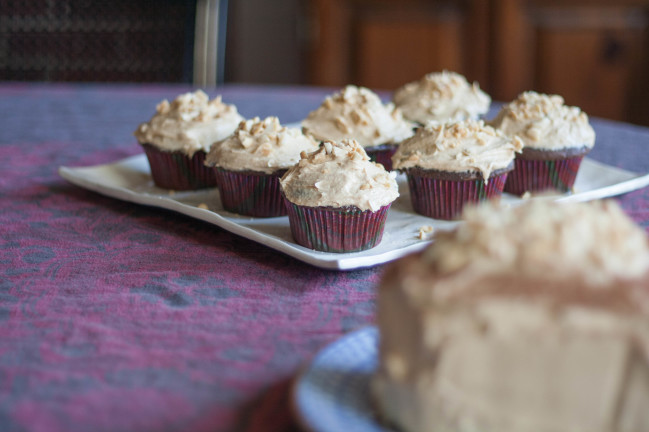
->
301 85 414 170
373 199 649 432
280 139 399 252
134 90 243 190
392 119 523 220
205 116 318 217
489 91 595 195
393 70 491 125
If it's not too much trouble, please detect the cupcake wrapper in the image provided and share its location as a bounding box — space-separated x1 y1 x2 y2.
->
407 173 508 220
215 169 286 217
284 201 391 253
365 147 397 171
143 145 216 190
504 156 584 195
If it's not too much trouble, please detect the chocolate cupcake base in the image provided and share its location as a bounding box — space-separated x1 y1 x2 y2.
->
215 168 287 218
142 143 217 190
504 146 590 195
283 199 391 253
404 166 512 220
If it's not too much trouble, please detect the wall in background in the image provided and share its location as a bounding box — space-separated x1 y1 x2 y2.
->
224 0 307 85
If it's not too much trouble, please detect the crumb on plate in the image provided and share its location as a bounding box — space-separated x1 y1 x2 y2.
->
418 225 434 240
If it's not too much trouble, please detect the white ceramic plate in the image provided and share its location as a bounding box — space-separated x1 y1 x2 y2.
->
293 326 387 432
59 155 649 270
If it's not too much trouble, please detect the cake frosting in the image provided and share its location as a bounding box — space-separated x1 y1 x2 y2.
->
373 200 649 432
134 90 244 156
392 119 523 180
489 91 595 151
204 116 318 174
393 71 491 125
301 85 415 148
279 139 399 212
426 200 649 289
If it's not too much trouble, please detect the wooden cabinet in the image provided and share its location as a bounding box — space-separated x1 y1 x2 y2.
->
305 0 649 125
491 0 649 124
305 0 488 90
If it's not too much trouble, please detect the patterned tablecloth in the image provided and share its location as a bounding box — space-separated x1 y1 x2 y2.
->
2 83 649 432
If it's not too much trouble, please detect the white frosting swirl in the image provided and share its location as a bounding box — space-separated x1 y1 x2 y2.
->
280 139 399 212
489 91 595 151
392 119 523 180
204 116 319 174
427 200 649 288
134 90 244 156
301 85 415 148
393 71 491 125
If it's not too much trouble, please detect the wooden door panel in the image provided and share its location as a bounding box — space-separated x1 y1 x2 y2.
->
356 15 464 89
537 28 642 120
306 0 488 90
492 1 649 123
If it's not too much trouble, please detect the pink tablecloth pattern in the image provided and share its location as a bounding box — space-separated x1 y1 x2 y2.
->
1 83 649 432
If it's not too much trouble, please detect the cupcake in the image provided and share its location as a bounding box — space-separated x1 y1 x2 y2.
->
279 139 399 253
392 119 523 220
205 116 319 217
301 85 414 171
393 70 491 126
373 199 649 432
134 90 243 190
489 91 596 195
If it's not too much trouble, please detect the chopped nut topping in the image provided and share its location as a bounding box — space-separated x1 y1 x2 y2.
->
250 122 264 135
418 225 434 240
407 153 420 162
334 117 350 133
240 137 254 148
156 100 171 114
257 143 272 156
350 110 362 124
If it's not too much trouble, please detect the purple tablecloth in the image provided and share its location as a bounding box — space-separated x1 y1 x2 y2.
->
2 82 649 432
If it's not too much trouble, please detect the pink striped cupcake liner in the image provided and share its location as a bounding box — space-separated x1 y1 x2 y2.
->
365 146 397 171
215 169 287 217
283 200 391 252
407 173 509 220
142 144 217 190
504 156 584 195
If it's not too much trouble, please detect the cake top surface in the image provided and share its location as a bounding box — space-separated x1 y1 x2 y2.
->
204 116 319 173
280 139 399 211
393 70 491 125
391 119 523 180
134 90 244 156
489 91 595 151
301 85 415 147
423 200 649 298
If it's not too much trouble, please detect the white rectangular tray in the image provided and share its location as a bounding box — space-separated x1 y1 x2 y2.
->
59 155 649 270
